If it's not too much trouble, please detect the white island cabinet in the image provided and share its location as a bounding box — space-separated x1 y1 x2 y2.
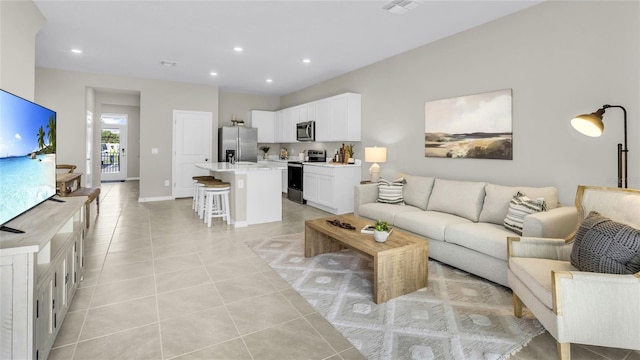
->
196 162 287 227
303 162 361 214
0 197 87 360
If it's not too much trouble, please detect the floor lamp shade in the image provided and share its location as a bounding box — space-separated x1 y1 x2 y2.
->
365 147 387 183
571 104 628 188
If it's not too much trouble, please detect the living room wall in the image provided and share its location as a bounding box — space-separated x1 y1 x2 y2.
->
35 68 219 200
0 0 44 100
281 1 639 205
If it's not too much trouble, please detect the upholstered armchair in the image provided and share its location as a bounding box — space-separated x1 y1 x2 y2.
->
507 185 640 360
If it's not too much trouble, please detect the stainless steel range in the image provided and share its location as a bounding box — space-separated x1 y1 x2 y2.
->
287 149 326 204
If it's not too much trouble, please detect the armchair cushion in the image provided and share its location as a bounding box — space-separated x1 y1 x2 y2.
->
509 257 577 309
570 211 640 274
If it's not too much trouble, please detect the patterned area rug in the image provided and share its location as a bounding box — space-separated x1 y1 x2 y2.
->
248 233 544 360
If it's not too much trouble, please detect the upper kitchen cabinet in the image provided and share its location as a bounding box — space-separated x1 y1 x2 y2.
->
329 93 361 141
310 93 361 142
250 110 275 143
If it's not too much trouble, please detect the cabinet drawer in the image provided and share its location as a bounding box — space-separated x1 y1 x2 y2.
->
303 165 334 176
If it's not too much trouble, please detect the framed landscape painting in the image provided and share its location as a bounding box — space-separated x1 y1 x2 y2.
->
424 89 513 160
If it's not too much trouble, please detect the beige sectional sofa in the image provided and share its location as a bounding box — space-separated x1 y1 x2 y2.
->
354 174 579 287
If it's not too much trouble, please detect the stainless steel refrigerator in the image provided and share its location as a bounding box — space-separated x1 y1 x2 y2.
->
218 127 258 162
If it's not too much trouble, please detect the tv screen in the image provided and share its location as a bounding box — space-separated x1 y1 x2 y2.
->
0 89 57 228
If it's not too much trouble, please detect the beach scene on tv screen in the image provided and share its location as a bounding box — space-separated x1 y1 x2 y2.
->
0 90 57 225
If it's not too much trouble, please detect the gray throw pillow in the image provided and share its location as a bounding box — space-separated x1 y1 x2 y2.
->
570 211 640 274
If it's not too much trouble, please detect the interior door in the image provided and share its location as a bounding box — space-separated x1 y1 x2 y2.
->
85 110 93 186
100 114 127 182
173 110 212 198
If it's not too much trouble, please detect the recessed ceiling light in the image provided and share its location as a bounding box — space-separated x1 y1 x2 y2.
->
233 46 243 52
160 60 177 67
71 48 83 54
210 72 218 76
266 78 273 83
302 58 311 64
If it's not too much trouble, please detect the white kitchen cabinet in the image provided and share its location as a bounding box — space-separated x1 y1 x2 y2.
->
303 164 361 214
329 93 361 142
284 107 300 143
250 110 275 143
313 99 330 142
280 93 360 143
274 110 284 143
1 197 86 360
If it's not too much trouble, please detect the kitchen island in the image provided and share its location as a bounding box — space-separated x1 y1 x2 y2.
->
195 162 287 227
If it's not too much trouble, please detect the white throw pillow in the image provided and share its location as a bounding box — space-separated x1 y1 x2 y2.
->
504 192 548 235
376 178 406 205
426 179 486 222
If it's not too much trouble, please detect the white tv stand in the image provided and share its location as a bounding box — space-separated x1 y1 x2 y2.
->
0 197 86 360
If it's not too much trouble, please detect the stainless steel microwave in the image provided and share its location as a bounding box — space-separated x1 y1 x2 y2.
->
296 121 315 142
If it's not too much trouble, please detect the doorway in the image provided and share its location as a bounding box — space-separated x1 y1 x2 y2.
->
101 113 128 182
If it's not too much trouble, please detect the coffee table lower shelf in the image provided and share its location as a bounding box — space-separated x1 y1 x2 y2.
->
305 214 428 304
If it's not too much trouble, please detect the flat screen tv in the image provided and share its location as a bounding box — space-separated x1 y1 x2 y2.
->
0 89 57 233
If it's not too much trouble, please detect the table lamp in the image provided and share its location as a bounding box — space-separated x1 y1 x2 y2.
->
571 104 628 188
365 147 387 183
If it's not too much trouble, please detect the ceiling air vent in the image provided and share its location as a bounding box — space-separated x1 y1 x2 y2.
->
160 60 177 67
382 0 419 15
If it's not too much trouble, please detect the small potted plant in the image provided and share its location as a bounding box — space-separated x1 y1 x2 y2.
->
373 219 390 243
346 144 355 164
260 146 270 159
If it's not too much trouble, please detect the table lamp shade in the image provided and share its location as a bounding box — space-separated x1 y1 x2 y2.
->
365 147 387 163
365 147 387 183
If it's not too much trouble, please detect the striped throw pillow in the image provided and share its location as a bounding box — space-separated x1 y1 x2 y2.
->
504 191 547 235
377 178 406 205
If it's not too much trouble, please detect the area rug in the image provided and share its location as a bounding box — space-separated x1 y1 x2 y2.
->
248 233 544 360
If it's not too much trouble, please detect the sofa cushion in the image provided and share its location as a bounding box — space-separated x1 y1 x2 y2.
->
480 184 559 225
570 211 640 274
509 257 577 309
396 173 435 210
394 211 471 242
426 179 486 222
445 223 515 261
504 192 548 235
358 202 421 225
376 177 406 205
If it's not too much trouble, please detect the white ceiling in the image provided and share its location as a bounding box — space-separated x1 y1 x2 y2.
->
34 1 542 96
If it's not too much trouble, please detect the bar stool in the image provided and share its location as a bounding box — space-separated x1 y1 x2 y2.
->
202 181 231 227
192 176 217 216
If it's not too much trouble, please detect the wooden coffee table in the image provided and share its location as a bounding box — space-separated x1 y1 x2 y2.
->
305 214 428 304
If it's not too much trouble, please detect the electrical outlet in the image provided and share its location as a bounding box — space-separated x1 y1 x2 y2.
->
237 179 244 189
164 180 169 187
152 148 159 154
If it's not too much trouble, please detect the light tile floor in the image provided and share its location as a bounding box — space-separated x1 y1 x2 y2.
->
48 181 639 360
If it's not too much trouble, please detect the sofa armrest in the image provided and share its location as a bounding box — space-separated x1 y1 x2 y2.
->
508 236 573 261
354 183 378 217
522 205 578 238
553 271 640 347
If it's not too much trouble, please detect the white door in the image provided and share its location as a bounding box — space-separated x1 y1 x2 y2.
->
100 114 128 182
173 110 212 198
85 110 93 187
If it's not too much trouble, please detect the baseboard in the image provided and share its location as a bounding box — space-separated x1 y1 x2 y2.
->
138 196 174 203
233 220 248 228
126 177 140 181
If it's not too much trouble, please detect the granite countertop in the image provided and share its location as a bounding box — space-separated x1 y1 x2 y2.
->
195 162 287 172
303 160 361 168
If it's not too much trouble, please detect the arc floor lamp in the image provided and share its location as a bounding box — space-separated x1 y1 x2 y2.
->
571 104 628 188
